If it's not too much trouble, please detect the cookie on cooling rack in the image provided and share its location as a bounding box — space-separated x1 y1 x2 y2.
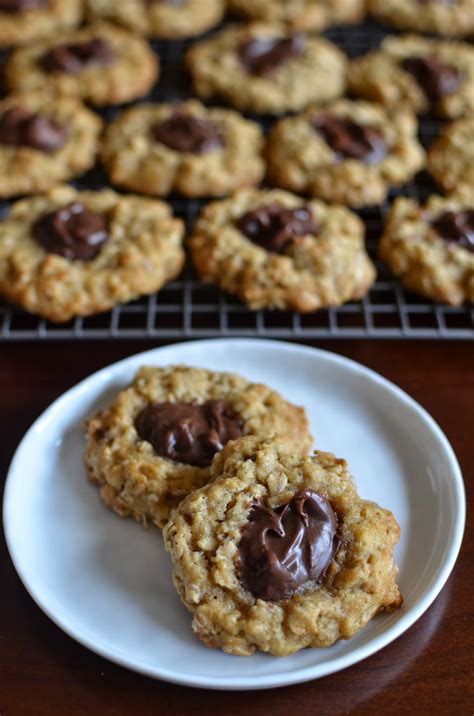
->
347 35 474 120
84 365 312 529
379 193 474 306
266 100 425 208
367 0 474 38
86 0 225 39
186 23 346 115
0 92 102 198
227 0 365 31
4 22 158 107
428 118 474 196
100 100 265 198
163 436 402 656
0 186 185 323
188 188 376 311
0 0 82 47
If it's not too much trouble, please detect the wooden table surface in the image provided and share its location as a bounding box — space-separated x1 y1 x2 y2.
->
1 339 472 716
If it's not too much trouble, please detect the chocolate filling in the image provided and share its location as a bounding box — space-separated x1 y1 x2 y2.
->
236 203 316 254
152 112 221 154
40 38 116 75
401 55 460 103
32 202 109 261
0 107 67 153
135 400 243 467
431 210 474 252
238 35 304 77
0 0 45 12
313 115 387 164
237 490 339 601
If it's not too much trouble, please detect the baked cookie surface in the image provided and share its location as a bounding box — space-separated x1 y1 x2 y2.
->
428 118 474 195
188 188 376 311
348 35 474 120
227 0 365 31
163 436 402 656
266 100 425 208
379 194 474 305
368 0 474 37
4 22 158 107
0 0 82 47
186 23 346 115
0 186 185 322
86 0 225 39
0 92 102 198
100 100 265 198
84 366 312 529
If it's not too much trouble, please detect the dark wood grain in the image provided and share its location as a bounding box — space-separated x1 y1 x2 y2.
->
1 340 473 716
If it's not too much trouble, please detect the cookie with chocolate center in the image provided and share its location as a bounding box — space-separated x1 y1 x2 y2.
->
0 0 82 47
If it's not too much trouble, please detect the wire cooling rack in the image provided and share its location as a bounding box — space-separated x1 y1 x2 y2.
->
0 20 472 340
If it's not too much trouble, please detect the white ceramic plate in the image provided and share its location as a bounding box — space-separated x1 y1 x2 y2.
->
3 339 465 690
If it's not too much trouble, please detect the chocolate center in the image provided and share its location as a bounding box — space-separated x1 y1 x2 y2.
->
0 0 45 12
0 107 67 153
32 202 109 261
401 55 460 103
135 400 243 468
238 35 304 77
431 210 474 252
40 38 116 75
314 115 387 164
236 203 316 254
237 490 339 601
152 112 221 154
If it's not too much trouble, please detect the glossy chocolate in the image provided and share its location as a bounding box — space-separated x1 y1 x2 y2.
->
135 400 243 467
401 55 460 103
32 202 109 261
237 490 339 601
40 38 116 75
0 0 45 12
236 203 316 254
0 107 67 153
152 112 221 154
431 210 474 252
314 115 387 164
238 35 304 77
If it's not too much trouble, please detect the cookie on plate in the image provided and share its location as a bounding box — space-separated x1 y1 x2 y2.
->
84 366 312 528
368 0 474 38
227 0 365 31
86 0 225 39
379 193 474 305
0 186 185 322
186 23 346 115
266 100 425 208
189 188 376 311
4 22 158 107
100 100 265 198
0 92 102 198
0 0 82 47
428 118 474 195
163 436 402 656
347 35 474 120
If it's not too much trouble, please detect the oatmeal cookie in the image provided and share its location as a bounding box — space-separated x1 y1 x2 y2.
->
0 91 102 198
188 188 376 311
379 194 474 305
0 0 82 47
86 0 225 39
100 100 265 198
4 22 158 107
368 0 474 38
84 366 312 529
0 186 185 322
227 0 365 31
163 436 402 656
266 100 425 208
186 23 346 115
428 118 474 195
347 35 474 120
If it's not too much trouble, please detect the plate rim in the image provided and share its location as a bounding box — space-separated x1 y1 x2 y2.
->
2 338 466 690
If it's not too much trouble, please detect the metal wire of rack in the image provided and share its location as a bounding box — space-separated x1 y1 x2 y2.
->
0 20 472 341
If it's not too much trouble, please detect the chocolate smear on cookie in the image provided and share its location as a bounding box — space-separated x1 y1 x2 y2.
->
0 107 67 152
40 38 116 75
431 210 474 252
313 115 387 164
401 55 460 103
152 111 221 154
32 202 109 261
236 203 316 254
0 0 45 12
237 490 339 601
238 35 304 77
135 400 243 467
